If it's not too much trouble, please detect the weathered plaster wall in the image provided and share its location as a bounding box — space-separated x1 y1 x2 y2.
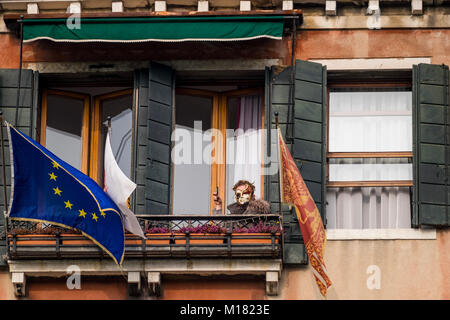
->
272 230 450 300
0 33 20 68
296 29 450 66
0 271 17 300
0 275 265 300
161 278 266 300
0 14 449 300
25 276 128 300
2 230 447 300
16 39 288 63
2 24 450 68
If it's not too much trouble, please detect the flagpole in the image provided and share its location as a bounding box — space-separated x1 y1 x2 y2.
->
14 15 24 126
107 116 111 131
0 112 10 254
274 112 286 264
274 112 282 217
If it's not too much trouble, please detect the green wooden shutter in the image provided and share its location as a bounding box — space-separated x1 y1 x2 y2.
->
134 63 175 215
413 63 449 227
293 60 327 225
265 60 327 265
133 69 149 215
266 65 307 264
0 69 36 266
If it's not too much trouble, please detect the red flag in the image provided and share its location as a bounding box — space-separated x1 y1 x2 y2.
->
277 128 332 297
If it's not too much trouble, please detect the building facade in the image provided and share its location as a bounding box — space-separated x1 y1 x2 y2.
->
0 0 448 300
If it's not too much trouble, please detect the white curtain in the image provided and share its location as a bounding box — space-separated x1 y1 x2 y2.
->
226 95 262 207
327 187 411 229
329 91 412 152
327 90 412 229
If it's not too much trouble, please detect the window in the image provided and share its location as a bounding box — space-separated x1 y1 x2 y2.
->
41 90 90 172
326 84 413 229
40 87 133 185
172 87 264 215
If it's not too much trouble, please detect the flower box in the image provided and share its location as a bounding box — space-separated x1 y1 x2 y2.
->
124 233 172 245
145 233 171 245
9 232 172 247
231 233 280 244
8 234 57 246
60 233 93 245
174 233 225 245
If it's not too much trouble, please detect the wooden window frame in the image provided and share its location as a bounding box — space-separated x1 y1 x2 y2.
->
90 88 134 183
174 87 265 215
40 89 90 174
326 82 413 188
41 88 133 183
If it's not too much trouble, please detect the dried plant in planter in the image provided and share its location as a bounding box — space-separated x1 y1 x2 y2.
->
232 221 282 234
144 226 171 234
176 224 226 234
9 225 80 235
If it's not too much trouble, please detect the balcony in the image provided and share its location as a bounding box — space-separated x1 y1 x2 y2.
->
5 214 283 297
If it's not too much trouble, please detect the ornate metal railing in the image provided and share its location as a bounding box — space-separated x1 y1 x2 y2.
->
6 214 283 260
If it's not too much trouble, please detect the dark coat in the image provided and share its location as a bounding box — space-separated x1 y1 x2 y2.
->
227 199 271 215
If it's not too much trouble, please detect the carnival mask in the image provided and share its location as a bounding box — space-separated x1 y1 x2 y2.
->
235 184 253 205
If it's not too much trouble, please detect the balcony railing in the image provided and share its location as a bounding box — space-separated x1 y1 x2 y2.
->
7 214 283 260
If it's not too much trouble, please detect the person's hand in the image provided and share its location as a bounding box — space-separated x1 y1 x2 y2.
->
213 192 222 210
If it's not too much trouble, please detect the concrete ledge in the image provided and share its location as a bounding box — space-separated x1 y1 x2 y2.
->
309 57 431 70
301 14 450 29
326 228 437 240
24 61 150 73
24 59 282 73
8 258 282 277
8 258 283 297
160 59 282 71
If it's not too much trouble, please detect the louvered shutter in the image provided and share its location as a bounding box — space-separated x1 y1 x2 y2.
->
0 69 37 265
413 63 449 227
265 60 327 265
134 63 175 215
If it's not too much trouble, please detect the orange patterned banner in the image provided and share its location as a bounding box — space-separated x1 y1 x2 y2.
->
277 128 332 297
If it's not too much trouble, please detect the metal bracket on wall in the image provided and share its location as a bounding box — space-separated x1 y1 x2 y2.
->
265 271 279 296
147 271 162 297
12 272 26 297
127 271 142 297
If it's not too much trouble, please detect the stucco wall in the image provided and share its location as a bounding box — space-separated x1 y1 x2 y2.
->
25 277 128 300
272 229 449 300
0 33 20 68
1 230 447 300
3 27 450 69
0 274 265 300
161 278 266 300
285 28 450 300
0 18 448 300
295 29 450 67
0 270 17 300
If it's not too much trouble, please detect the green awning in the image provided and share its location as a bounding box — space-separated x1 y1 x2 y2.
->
22 16 285 43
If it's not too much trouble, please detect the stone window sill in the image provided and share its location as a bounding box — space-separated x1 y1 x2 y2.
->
326 228 436 240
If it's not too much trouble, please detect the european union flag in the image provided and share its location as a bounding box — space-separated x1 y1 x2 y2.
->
6 123 125 265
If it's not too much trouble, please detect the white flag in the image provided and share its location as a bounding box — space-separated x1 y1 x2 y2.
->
104 129 145 239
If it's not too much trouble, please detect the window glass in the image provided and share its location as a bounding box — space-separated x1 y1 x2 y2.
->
45 94 84 170
329 90 412 152
101 94 133 178
329 158 412 182
172 94 213 215
327 87 413 229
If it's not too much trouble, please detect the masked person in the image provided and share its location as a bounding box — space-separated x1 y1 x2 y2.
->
212 180 271 215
